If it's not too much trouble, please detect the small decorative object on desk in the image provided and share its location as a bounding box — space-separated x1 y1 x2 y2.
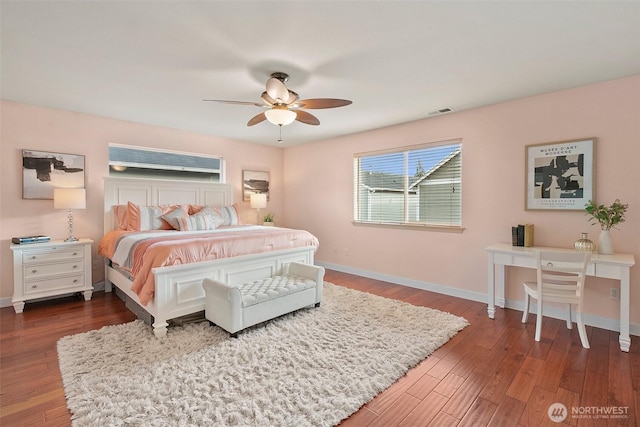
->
584 199 628 255
574 232 595 252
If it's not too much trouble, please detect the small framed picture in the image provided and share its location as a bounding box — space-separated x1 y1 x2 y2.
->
242 170 270 202
525 138 595 211
22 150 85 200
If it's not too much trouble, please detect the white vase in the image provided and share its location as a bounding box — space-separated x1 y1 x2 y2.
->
598 229 614 255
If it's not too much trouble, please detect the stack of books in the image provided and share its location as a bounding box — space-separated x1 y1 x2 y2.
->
511 224 534 247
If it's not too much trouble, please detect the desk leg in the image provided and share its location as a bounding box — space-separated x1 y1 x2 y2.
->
488 253 495 319
496 264 506 308
619 268 631 352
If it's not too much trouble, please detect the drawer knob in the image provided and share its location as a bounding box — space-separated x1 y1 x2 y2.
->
73 252 78 256
73 265 78 269
73 279 78 283
32 269 37 274
31 255 37 260
31 284 37 289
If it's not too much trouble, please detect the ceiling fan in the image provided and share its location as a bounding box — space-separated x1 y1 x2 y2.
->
204 72 352 128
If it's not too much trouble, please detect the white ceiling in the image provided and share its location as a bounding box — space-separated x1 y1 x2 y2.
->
2 1 639 146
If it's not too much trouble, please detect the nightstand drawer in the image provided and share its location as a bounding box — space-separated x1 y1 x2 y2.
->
23 249 83 264
24 261 84 280
24 274 85 295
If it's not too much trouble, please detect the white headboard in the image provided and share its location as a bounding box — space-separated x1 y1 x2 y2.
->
104 177 234 234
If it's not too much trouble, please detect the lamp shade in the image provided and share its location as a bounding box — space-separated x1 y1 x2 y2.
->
264 107 296 126
250 193 267 209
54 188 86 209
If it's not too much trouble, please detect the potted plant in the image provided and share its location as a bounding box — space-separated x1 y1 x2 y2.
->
584 199 628 254
262 212 275 226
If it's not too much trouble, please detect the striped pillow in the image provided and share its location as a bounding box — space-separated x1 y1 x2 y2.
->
178 207 224 231
189 204 241 226
127 202 179 231
215 204 241 226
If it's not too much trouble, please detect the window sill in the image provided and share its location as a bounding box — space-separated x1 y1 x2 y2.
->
352 221 465 233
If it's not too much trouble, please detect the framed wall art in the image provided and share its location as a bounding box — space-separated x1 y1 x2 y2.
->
242 170 270 202
22 150 85 199
525 138 595 211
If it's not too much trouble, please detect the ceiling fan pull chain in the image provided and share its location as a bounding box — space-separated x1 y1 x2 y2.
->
278 124 284 144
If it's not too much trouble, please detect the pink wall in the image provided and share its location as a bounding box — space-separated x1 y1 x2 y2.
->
284 76 640 327
2 76 638 330
0 101 284 300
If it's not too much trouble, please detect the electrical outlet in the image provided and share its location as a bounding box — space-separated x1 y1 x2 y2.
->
609 288 619 299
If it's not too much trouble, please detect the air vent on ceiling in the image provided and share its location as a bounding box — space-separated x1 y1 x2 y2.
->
427 107 454 116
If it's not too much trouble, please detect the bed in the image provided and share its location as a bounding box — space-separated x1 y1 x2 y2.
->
101 177 319 338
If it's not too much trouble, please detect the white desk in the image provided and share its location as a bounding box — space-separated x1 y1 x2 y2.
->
486 243 635 352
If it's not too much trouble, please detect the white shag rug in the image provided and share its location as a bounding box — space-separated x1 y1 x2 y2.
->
57 282 468 427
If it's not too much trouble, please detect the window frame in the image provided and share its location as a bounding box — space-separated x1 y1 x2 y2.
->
353 139 464 232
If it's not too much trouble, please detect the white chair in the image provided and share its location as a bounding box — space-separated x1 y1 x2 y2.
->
522 250 591 348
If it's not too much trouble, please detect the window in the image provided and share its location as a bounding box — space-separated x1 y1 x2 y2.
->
353 139 462 228
109 144 223 182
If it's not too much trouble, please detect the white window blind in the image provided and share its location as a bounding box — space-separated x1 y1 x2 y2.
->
353 140 462 227
108 144 223 182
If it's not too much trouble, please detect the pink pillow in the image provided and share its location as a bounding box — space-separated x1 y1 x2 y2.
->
113 205 129 230
160 205 189 230
188 204 204 215
127 202 180 231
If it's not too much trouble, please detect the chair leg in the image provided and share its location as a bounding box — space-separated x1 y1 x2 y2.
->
522 293 530 323
576 312 590 349
566 304 573 329
535 301 542 342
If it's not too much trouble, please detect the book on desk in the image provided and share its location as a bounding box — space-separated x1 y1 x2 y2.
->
511 224 533 247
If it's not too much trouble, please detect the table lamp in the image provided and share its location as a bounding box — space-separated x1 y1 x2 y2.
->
250 193 267 225
54 188 86 242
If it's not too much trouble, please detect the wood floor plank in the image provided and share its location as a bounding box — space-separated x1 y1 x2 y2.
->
488 395 526 427
400 391 449 427
1 269 637 427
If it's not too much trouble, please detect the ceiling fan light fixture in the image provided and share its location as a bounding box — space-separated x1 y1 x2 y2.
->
265 107 297 126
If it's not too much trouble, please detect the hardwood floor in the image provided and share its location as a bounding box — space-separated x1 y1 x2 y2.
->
1 269 638 426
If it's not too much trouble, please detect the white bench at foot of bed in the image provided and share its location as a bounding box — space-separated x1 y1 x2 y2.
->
203 262 325 337
105 247 316 338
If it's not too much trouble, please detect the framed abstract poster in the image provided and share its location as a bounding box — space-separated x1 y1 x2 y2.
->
22 150 85 199
242 170 270 202
525 138 595 211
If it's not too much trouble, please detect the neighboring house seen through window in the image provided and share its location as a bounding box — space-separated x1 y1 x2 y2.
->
353 140 462 228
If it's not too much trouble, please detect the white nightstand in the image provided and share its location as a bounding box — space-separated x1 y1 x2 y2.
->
10 238 93 313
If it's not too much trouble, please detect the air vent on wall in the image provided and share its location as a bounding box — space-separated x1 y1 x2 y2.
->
427 107 454 116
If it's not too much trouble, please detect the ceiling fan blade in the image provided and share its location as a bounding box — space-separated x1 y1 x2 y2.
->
261 91 276 106
203 99 265 107
296 98 352 109
286 90 299 106
295 110 320 126
266 77 289 103
247 112 267 126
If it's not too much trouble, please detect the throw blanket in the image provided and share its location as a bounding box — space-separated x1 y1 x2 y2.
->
98 226 319 306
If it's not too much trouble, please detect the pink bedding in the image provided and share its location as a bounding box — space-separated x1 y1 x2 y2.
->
98 226 319 305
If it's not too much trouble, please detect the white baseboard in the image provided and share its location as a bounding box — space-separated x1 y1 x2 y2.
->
318 261 639 338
